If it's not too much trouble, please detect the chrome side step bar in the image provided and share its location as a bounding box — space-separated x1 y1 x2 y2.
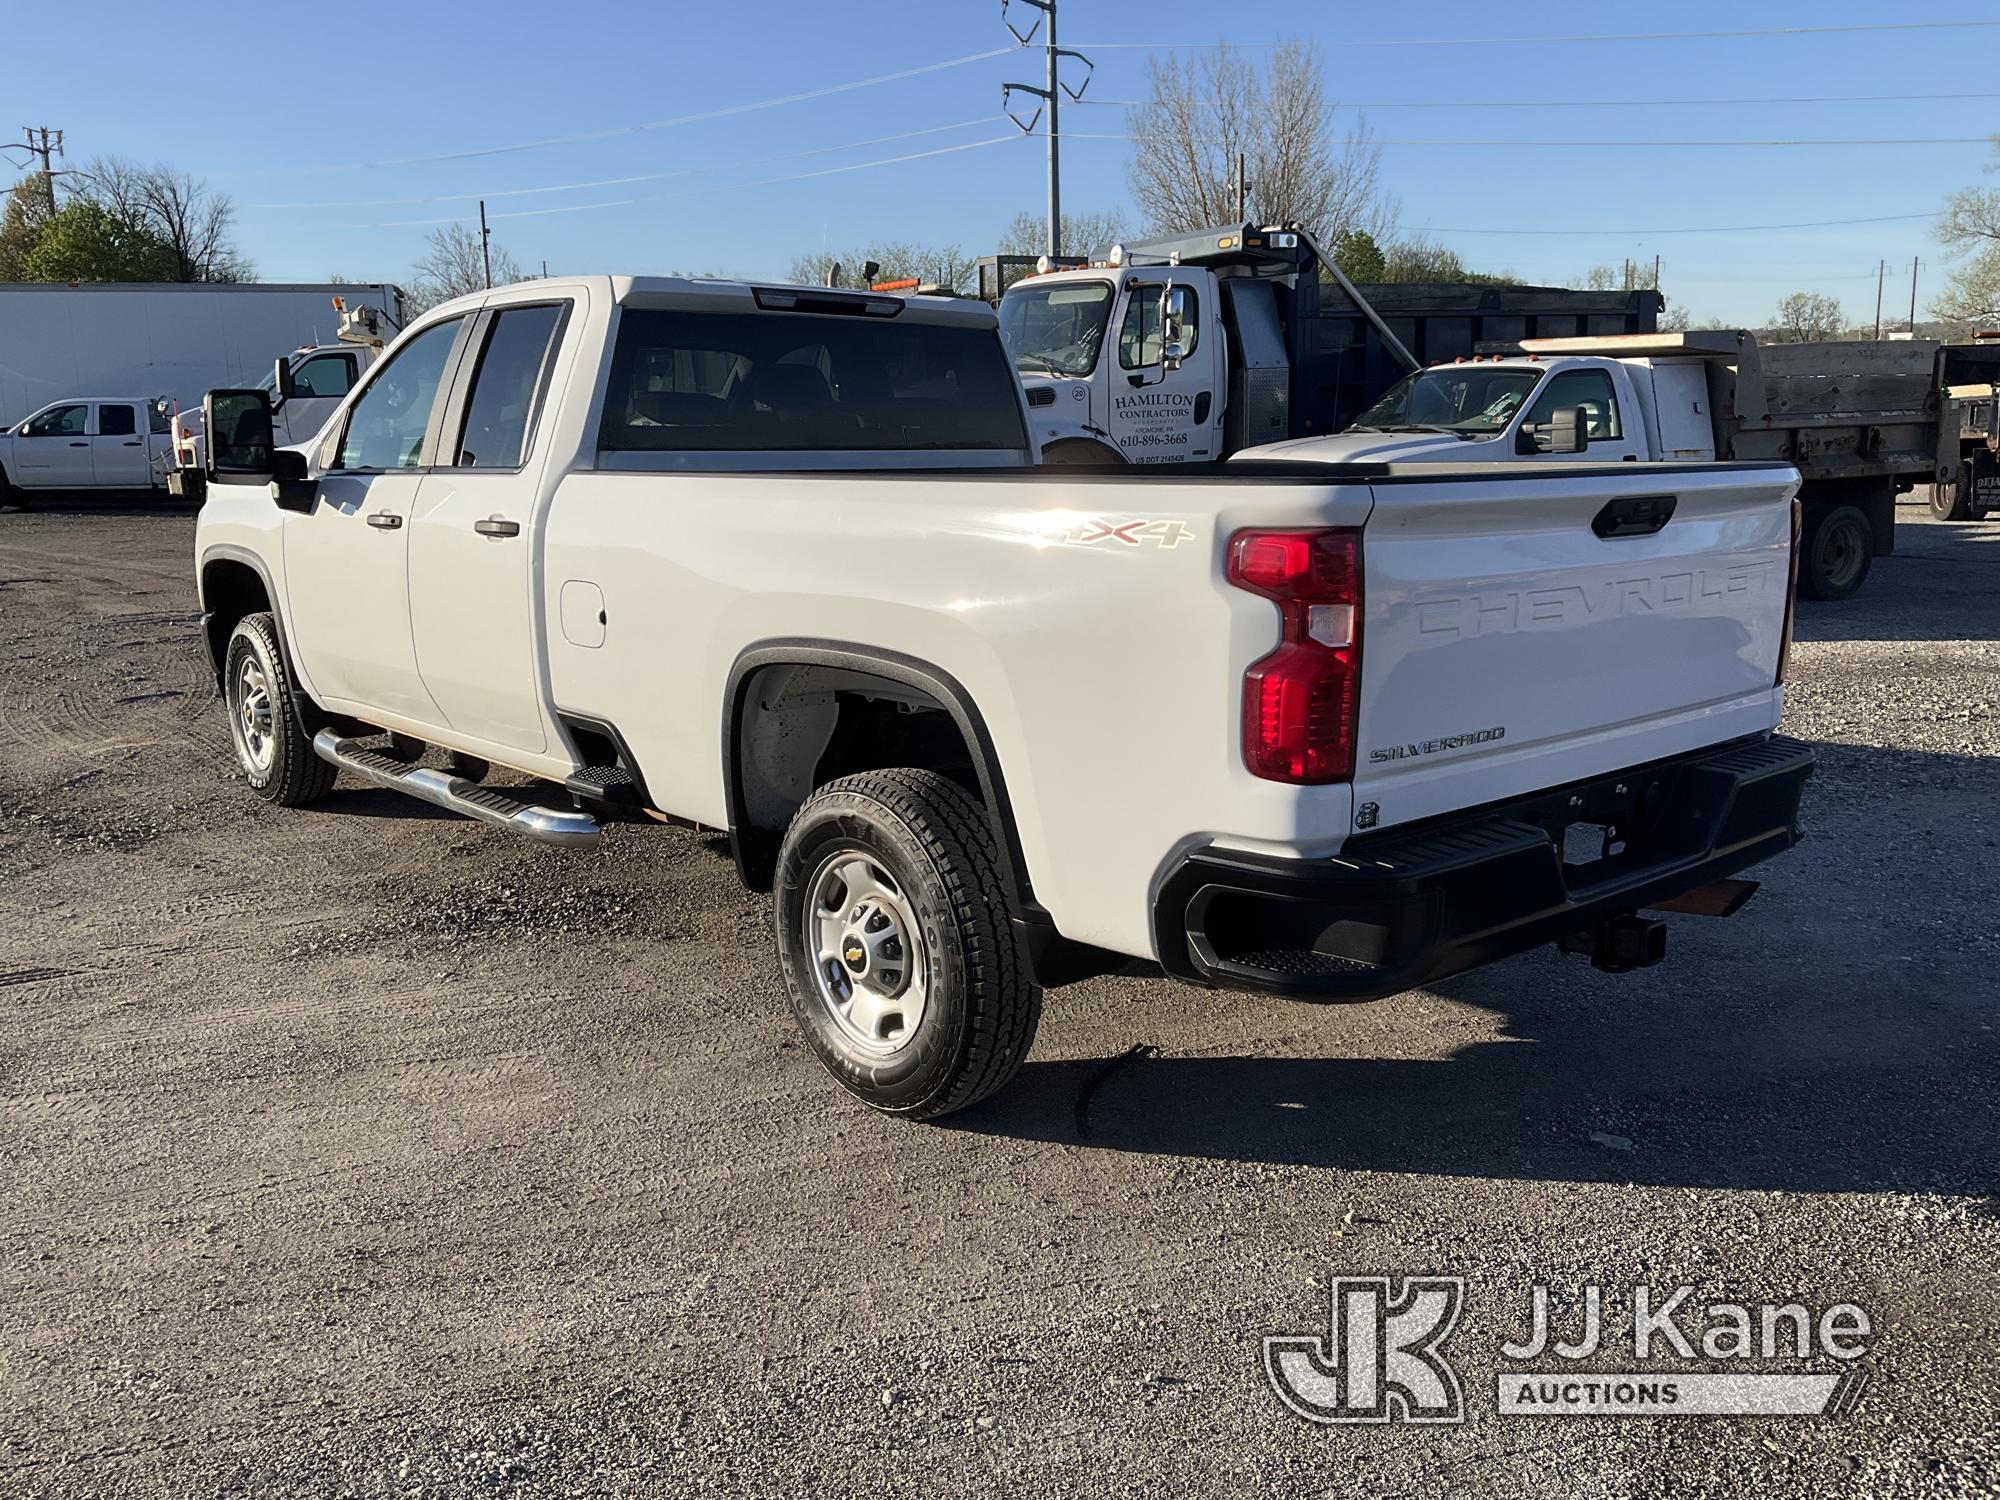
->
312 731 601 848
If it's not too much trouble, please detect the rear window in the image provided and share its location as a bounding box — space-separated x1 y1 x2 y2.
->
598 308 1028 456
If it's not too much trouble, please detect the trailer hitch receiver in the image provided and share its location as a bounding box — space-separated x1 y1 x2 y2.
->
1559 913 1667 974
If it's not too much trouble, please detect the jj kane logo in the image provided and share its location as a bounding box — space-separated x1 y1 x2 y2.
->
1265 1274 1874 1425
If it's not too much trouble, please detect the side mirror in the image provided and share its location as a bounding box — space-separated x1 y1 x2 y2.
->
1545 405 1588 454
273 356 298 405
1161 286 1189 370
1520 405 1589 456
270 447 317 514
203 388 277 484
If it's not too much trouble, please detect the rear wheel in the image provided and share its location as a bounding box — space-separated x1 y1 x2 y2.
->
1798 503 1873 601
1930 477 1973 522
773 768 1041 1119
224 612 335 806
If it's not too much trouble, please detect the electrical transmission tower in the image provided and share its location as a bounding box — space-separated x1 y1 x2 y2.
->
1001 0 1092 259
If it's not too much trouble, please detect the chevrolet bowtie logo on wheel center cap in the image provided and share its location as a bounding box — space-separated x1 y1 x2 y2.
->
843 942 866 971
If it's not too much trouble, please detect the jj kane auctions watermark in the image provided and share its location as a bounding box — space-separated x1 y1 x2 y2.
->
1264 1276 1873 1424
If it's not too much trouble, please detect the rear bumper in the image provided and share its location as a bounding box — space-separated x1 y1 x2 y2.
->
1153 734 1815 1001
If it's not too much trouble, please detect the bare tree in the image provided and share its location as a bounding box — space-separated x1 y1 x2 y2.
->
1126 41 1391 243
786 241 977 292
1769 291 1845 343
997 210 1126 258
410 223 524 312
1932 140 2000 331
78 157 247 281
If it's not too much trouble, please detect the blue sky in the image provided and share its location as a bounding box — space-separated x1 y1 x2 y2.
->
11 1 1997 324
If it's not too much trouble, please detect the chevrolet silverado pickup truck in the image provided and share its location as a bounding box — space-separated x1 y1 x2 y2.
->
192 274 1815 1119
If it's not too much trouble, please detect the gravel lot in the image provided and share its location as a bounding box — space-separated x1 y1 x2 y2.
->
1 498 1995 1498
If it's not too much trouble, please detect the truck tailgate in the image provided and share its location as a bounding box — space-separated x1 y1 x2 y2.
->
1353 464 1797 831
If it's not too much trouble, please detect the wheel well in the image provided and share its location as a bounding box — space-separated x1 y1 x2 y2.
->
199 559 272 682
730 661 981 884
1041 437 1126 466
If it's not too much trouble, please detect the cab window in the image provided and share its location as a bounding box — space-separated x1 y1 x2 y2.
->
24 404 87 437
97 403 137 437
1524 369 1622 441
334 317 465 471
292 353 356 399
451 303 567 469
1118 285 1199 370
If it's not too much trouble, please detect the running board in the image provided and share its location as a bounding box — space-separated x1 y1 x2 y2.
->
312 731 600 848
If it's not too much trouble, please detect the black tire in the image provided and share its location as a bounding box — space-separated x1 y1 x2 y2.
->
1798 503 1873 602
1041 438 1126 466
773 768 1041 1119
222 612 335 806
1930 477 1973 522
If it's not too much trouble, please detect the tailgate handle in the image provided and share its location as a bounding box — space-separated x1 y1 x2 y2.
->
1593 494 1676 539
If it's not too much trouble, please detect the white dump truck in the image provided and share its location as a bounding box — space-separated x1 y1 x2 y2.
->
1245 330 1955 601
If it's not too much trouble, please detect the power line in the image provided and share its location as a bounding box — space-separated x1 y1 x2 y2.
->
245 118 1004 209
219 48 1014 176
1068 132 1993 147
248 134 1027 232
1078 89 2000 109
1069 20 2000 48
1402 212 1939 237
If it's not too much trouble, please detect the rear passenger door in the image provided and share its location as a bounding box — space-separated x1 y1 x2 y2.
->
407 298 573 755
90 402 151 488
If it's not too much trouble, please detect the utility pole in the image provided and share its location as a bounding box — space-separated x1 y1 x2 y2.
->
1908 257 1919 334
1235 152 1248 221
479 200 492 289
1874 259 1885 340
19 126 63 216
1003 0 1092 259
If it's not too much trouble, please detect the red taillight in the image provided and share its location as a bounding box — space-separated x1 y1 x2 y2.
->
1776 497 1802 685
1228 528 1361 783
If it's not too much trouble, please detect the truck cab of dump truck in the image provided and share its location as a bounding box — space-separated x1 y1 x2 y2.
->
994 223 1664 467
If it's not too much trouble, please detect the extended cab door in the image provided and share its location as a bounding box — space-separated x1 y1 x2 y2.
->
90 402 151 487
406 297 573 755
1514 365 1645 462
1107 277 1224 463
14 403 95 486
283 315 473 725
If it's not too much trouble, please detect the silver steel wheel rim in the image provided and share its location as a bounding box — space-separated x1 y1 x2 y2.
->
231 654 277 775
806 849 931 1057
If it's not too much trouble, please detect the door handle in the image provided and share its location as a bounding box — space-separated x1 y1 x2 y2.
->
474 517 521 538
121 440 141 447
69 440 88 447
367 512 403 530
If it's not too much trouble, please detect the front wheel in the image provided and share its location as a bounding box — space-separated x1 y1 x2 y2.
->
223 612 335 806
1798 503 1874 601
773 769 1041 1119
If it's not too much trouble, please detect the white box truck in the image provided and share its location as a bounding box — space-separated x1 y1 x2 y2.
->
0 281 404 427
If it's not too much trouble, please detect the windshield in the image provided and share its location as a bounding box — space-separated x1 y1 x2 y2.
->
998 280 1114 376
1350 366 1544 436
253 367 280 394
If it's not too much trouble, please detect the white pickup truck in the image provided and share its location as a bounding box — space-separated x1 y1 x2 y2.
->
192 274 1815 1118
1247 331 1952 601
0 395 175 497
